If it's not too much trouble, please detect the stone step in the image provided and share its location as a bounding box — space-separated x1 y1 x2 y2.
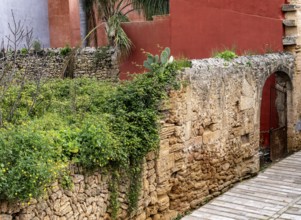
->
283 36 297 46
283 19 297 27
282 4 300 12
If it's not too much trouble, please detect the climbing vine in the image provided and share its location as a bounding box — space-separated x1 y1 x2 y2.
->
0 48 191 218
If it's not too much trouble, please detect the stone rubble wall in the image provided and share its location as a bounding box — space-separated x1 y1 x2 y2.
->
0 53 296 220
0 47 119 81
284 0 301 151
155 53 296 219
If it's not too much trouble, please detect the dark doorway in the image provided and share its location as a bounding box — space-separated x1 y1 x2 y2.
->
260 72 289 167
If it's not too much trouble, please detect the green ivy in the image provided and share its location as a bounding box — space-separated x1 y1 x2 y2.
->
0 48 188 217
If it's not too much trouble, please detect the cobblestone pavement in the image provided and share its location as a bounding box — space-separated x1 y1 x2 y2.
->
183 151 301 220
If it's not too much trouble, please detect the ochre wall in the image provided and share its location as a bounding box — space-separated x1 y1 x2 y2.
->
0 53 295 220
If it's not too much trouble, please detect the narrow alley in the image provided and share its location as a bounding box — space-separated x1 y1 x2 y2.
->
183 151 301 220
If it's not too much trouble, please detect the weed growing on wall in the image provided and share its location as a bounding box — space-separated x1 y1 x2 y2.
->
212 47 238 61
60 44 72 56
0 48 190 217
214 49 238 61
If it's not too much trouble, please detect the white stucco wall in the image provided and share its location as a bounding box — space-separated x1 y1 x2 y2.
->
0 0 50 49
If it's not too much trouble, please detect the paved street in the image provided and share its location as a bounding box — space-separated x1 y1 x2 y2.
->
183 151 301 220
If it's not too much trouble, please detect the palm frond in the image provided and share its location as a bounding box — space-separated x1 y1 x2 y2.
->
107 14 132 58
131 0 169 20
83 0 169 59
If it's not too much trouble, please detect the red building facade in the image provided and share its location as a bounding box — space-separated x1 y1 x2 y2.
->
48 0 286 76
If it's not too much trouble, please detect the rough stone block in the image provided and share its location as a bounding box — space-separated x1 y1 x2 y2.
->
0 214 12 220
240 96 255 110
282 4 299 11
283 19 296 27
283 36 297 46
203 130 220 144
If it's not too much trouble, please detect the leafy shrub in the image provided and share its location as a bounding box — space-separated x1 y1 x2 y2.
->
0 119 65 201
214 50 238 61
32 40 42 52
20 48 28 55
0 48 189 207
0 78 115 201
60 45 72 56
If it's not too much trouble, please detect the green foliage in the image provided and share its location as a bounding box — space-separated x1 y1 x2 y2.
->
0 119 66 201
32 40 42 52
109 170 120 219
132 0 169 20
0 78 115 201
175 57 192 69
60 170 73 190
128 160 143 214
172 211 192 220
214 50 238 61
0 48 189 214
143 47 173 71
20 48 28 55
107 14 132 58
60 45 72 56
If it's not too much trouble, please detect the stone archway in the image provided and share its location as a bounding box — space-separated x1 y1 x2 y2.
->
259 71 293 166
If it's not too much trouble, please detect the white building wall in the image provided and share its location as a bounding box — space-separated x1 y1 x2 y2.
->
0 0 50 49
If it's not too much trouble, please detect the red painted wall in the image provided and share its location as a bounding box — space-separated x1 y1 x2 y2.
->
260 74 278 147
48 0 286 75
48 0 145 48
120 16 171 79
170 0 285 59
48 0 72 48
69 0 82 46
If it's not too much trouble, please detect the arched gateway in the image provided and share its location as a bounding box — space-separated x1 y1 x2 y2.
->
260 70 293 166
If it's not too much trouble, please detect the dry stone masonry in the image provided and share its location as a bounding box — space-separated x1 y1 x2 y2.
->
156 53 296 219
0 47 119 81
283 0 301 149
0 53 297 220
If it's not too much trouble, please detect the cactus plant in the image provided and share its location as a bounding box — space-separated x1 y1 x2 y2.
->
143 47 173 71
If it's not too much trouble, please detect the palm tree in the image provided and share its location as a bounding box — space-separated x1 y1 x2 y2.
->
84 0 169 58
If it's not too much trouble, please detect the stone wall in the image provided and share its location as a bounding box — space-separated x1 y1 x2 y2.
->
0 53 296 220
283 0 301 151
155 53 296 218
0 47 119 81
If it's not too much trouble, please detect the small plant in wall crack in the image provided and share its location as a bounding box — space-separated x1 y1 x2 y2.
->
109 170 120 220
214 49 238 61
60 44 72 56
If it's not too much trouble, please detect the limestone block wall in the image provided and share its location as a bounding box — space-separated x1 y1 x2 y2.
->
156 53 295 217
283 0 301 151
0 53 296 220
0 47 119 81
